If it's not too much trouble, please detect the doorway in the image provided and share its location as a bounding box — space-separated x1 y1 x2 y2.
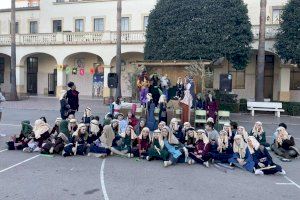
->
48 69 57 95
27 57 38 94
264 55 274 99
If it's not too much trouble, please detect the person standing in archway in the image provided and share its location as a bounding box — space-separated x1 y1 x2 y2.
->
66 82 79 116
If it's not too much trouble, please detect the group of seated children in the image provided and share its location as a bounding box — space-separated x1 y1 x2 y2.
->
6 108 300 176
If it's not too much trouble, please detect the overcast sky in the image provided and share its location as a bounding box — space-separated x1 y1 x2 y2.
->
0 0 12 9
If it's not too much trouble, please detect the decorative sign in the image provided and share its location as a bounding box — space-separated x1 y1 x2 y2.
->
79 68 85 76
65 66 71 74
72 67 78 75
89 67 95 75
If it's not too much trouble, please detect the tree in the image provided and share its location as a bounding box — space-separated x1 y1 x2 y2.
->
10 0 18 101
115 0 122 99
255 0 267 101
275 0 300 66
144 0 253 70
185 60 213 93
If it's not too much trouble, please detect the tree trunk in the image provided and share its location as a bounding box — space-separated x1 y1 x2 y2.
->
255 0 267 102
10 0 18 101
115 0 122 99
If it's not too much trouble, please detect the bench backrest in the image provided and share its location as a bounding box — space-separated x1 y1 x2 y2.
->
247 101 282 109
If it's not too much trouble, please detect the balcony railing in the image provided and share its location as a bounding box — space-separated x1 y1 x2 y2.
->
0 31 146 46
0 24 279 46
252 24 280 40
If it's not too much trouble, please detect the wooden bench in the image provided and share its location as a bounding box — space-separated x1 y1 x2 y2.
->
247 102 284 117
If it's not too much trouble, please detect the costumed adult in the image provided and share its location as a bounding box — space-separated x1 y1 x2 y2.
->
205 91 218 123
149 73 161 107
66 82 79 116
179 88 193 123
137 71 150 107
59 90 70 120
146 93 157 131
160 74 171 101
176 77 184 99
187 77 196 108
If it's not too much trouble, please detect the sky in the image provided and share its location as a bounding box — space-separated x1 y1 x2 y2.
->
0 0 12 9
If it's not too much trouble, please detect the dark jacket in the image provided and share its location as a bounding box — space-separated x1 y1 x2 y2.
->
67 90 79 111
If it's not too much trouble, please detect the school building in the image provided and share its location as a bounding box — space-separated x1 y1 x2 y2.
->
0 0 299 102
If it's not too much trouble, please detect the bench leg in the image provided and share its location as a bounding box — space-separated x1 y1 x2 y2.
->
251 110 254 117
277 111 280 118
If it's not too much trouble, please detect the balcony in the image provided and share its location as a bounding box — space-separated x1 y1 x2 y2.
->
0 31 146 46
252 24 279 40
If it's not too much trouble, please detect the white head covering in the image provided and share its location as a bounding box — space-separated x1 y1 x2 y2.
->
195 129 209 145
218 130 229 150
252 121 264 137
83 107 92 118
73 123 86 137
90 119 100 134
33 119 51 139
233 135 246 159
247 136 260 154
237 126 249 141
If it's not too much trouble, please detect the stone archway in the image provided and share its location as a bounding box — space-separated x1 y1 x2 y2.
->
63 52 104 97
19 52 58 95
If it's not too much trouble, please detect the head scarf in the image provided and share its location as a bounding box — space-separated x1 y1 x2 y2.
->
233 135 246 159
90 119 100 134
100 125 116 148
121 125 137 140
21 120 33 137
72 123 86 137
33 119 50 139
223 123 232 137
195 129 209 145
55 118 62 125
158 95 167 104
162 126 179 145
83 107 92 118
218 130 229 149
252 121 264 137
152 129 164 148
169 118 179 133
247 136 260 154
276 126 291 145
237 126 249 141
207 117 214 124
139 127 151 140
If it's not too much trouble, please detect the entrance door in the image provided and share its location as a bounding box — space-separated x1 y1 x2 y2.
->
264 55 274 100
48 69 57 95
27 57 38 94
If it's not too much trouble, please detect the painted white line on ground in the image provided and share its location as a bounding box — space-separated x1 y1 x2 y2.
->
0 149 8 153
0 155 40 173
276 183 294 185
100 159 109 200
0 123 20 127
235 120 300 126
284 176 300 189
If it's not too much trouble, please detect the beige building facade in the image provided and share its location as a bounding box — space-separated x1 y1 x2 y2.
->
0 0 299 102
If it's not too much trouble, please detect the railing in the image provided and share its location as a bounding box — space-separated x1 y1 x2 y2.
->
252 24 279 40
0 31 146 46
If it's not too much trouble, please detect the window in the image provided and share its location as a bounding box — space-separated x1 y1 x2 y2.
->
121 17 129 31
143 16 149 30
272 8 283 24
56 0 65 2
30 21 38 34
290 68 300 90
228 65 245 89
0 57 4 83
94 18 104 32
75 19 84 32
53 20 62 33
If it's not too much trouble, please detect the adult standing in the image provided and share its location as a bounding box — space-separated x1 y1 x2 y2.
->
179 88 193 123
66 82 79 116
0 88 5 122
205 91 218 123
59 90 70 120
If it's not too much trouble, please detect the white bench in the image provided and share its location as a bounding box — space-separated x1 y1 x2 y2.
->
247 102 284 117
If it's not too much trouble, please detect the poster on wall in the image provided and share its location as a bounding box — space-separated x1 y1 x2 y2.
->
121 72 132 97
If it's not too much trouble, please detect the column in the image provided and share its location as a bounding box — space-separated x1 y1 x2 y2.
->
56 67 67 98
103 65 111 98
278 66 291 102
16 65 25 94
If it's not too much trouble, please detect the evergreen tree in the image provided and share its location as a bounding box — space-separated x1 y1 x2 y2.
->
144 0 253 70
275 0 300 65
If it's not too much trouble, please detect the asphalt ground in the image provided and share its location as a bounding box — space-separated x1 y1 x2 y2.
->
0 100 300 200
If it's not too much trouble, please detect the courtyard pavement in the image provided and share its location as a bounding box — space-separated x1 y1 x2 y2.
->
0 97 299 200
